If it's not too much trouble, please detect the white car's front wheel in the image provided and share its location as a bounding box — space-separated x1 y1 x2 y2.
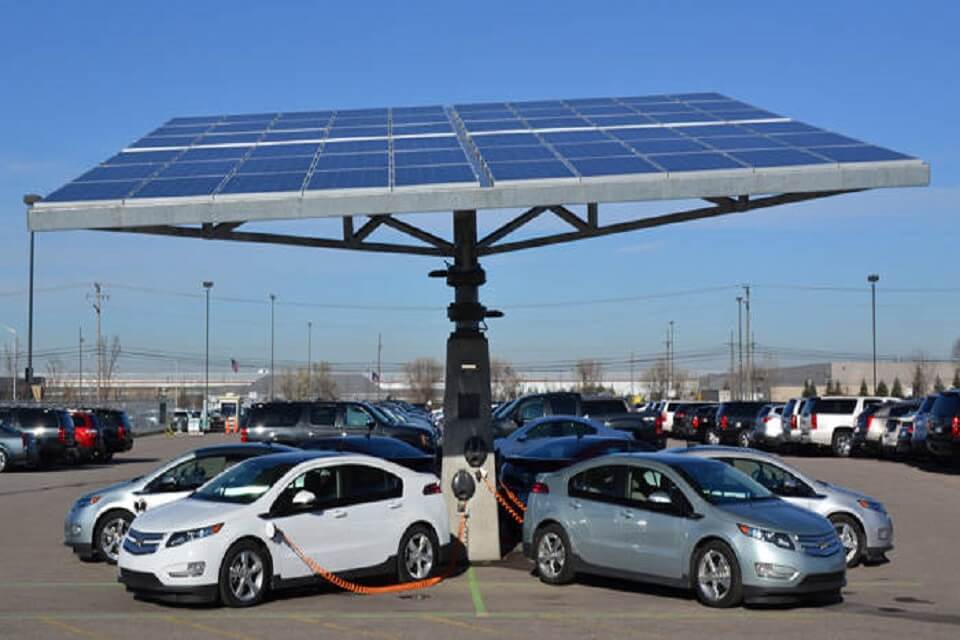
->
397 524 439 582
219 540 271 607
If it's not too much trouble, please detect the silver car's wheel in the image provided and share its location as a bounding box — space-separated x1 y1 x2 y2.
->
830 514 864 567
403 532 435 580
0 449 7 473
697 549 732 603
228 550 264 603
537 532 566 580
95 513 131 563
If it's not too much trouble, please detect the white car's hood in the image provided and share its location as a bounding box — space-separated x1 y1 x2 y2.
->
132 496 248 532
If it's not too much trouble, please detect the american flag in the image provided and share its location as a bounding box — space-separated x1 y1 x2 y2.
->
371 371 380 383
230 358 239 373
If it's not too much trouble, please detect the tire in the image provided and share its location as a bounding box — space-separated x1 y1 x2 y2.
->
829 514 865 568
102 451 114 463
737 430 751 448
93 510 134 564
704 429 721 446
692 540 743 608
0 448 7 473
534 523 576 585
397 524 439 582
832 430 853 458
219 540 270 607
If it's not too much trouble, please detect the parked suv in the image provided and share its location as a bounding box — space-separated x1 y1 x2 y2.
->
851 402 891 456
71 410 107 463
243 401 438 453
493 392 664 448
800 396 893 457
0 406 76 465
910 395 939 456
702 401 768 446
84 408 134 461
777 398 806 451
925 391 960 461
658 401 711 435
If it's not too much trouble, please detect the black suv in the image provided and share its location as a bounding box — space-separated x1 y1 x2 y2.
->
84 408 134 461
925 391 960 461
243 401 438 453
0 406 76 465
492 392 664 448
702 401 768 446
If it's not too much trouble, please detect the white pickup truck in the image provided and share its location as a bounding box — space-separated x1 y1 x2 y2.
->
799 395 894 457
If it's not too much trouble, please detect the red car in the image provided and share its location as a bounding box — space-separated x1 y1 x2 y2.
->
70 411 106 463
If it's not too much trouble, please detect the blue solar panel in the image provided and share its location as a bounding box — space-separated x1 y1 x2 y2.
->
159 160 238 178
487 160 574 181
42 93 920 203
221 172 306 194
307 168 389 190
238 156 314 173
133 176 224 198
395 164 477 187
394 149 469 167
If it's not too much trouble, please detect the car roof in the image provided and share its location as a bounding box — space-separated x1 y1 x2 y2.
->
191 443 295 458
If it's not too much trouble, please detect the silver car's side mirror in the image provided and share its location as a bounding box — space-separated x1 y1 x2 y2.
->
648 491 673 505
292 490 316 507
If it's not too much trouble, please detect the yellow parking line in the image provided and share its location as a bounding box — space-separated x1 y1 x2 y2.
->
421 614 498 634
293 617 401 640
41 618 109 640
165 616 258 640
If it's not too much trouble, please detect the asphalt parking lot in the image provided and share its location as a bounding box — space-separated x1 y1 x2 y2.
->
2 434 959 639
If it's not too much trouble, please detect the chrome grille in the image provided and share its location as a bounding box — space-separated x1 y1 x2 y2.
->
797 532 842 557
123 528 164 555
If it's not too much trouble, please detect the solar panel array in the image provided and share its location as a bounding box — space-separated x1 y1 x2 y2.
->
44 93 914 203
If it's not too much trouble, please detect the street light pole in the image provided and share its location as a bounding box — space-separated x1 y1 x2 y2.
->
307 321 312 397
1 326 16 401
203 281 213 430
24 195 41 394
269 294 276 400
868 274 880 393
736 296 744 400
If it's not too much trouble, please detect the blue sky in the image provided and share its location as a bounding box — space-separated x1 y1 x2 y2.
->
0 1 957 378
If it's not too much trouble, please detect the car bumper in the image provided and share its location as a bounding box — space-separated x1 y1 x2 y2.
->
743 570 846 603
63 508 97 553
927 437 960 458
737 535 847 600
118 568 218 604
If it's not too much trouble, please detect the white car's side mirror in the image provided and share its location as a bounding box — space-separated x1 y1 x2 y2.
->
292 490 316 507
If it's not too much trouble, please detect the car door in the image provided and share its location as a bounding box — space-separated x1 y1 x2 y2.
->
337 464 405 566
269 465 351 578
619 465 686 580
137 454 232 512
566 464 627 569
308 403 338 438
343 404 376 435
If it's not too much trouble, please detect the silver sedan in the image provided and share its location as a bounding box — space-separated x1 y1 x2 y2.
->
522 452 846 607
672 446 893 567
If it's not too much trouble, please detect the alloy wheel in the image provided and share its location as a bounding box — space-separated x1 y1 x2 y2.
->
0 450 6 473
404 533 435 580
99 517 129 562
697 549 732 603
537 532 566 579
228 550 264 603
835 522 858 564
705 430 720 445
835 433 852 457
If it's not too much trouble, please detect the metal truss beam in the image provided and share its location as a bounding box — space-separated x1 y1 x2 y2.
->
103 190 857 258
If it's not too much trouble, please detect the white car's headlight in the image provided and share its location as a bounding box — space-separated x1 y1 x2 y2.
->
738 523 796 550
166 523 223 548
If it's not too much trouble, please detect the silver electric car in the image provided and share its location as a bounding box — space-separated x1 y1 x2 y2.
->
64 443 291 562
522 452 846 607
673 446 893 567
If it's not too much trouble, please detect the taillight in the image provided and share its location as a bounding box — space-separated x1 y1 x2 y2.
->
811 414 818 430
654 415 663 436
867 416 874 431
240 427 248 443
720 415 729 430
763 415 771 423
692 416 700 429
952 416 960 439
531 482 549 494
422 482 441 495
660 412 667 424
117 425 126 441
790 414 797 430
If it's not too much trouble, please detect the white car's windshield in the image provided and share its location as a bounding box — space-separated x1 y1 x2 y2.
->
192 457 296 504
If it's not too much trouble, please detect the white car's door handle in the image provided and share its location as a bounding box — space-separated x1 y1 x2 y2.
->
388 501 403 510
331 509 348 519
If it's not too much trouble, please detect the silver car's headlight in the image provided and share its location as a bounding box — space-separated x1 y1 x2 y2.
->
166 523 223 548
857 498 886 514
738 523 796 550
75 495 102 508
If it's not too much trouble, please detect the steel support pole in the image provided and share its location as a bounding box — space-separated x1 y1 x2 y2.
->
307 321 312 396
203 281 213 429
736 296 743 400
269 294 276 400
26 232 34 393
440 210 500 561
869 274 879 392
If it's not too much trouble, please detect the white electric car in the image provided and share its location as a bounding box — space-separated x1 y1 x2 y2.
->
117 450 451 606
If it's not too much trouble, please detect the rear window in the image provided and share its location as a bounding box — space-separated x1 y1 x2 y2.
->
931 394 960 418
811 399 857 414
309 404 337 426
919 396 937 412
247 404 303 427
95 410 132 430
583 399 627 415
551 395 578 416
719 402 766 416
15 409 59 429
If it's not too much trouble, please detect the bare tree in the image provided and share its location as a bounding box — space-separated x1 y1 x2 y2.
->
2 342 18 400
911 352 935 398
573 359 604 394
278 369 301 400
490 358 522 402
404 358 443 405
309 362 338 400
645 357 670 400
102 336 122 401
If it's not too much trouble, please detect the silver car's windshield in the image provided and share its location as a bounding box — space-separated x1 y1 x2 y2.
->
191 458 296 504
669 459 774 504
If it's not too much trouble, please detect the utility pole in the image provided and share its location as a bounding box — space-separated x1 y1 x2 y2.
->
377 333 383 400
868 274 879 393
1 325 16 401
728 330 735 398
78 326 83 404
87 283 108 404
269 294 276 400
307 321 313 398
743 285 751 401
670 320 676 399
737 296 743 400
629 350 635 397
202 281 213 430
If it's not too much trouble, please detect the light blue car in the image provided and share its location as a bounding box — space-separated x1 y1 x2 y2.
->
522 452 846 607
